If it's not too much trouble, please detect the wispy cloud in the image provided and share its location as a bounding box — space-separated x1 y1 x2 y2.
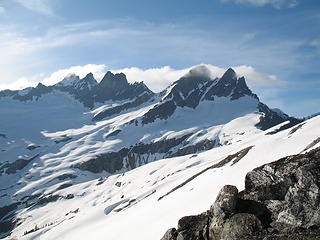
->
233 65 285 85
15 0 56 16
221 0 298 8
0 6 5 15
310 39 320 48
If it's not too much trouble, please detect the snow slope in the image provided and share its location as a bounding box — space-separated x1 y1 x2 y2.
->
3 115 319 240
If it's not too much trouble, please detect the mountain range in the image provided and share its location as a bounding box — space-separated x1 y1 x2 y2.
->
0 65 318 240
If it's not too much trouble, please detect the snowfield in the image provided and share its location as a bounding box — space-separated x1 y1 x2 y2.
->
2 109 319 239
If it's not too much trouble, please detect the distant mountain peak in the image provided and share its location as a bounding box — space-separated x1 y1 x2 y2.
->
82 72 96 82
186 65 212 79
85 72 94 78
78 72 97 90
142 67 260 125
215 68 237 87
56 73 80 87
36 82 47 89
100 71 128 87
92 71 153 105
222 67 237 79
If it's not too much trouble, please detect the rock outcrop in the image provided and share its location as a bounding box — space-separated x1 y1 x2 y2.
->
161 146 320 240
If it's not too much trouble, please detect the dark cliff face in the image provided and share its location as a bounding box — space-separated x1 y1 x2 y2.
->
98 71 127 90
161 147 320 240
93 71 153 107
256 103 302 131
75 134 217 174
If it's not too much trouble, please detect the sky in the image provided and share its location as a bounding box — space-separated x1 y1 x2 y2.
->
0 0 319 117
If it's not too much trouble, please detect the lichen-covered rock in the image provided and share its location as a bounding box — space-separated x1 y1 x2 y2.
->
211 185 238 217
245 148 320 232
161 228 178 240
220 213 263 239
209 185 238 238
176 212 210 240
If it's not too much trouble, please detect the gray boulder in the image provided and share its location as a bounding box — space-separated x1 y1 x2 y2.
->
161 228 178 240
220 213 263 239
209 185 238 238
176 212 210 240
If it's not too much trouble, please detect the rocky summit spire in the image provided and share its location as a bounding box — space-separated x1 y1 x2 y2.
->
82 72 95 81
221 68 237 81
99 71 128 90
80 72 97 86
230 76 258 100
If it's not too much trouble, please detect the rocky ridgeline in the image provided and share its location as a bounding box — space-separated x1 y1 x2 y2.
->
161 147 320 240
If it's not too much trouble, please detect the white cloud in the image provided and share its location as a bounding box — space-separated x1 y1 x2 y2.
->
222 0 298 8
15 0 56 16
42 64 107 86
112 66 190 92
233 65 284 85
0 77 36 90
0 71 48 90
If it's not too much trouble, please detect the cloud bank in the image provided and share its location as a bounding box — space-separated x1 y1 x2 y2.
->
115 64 283 92
0 63 283 92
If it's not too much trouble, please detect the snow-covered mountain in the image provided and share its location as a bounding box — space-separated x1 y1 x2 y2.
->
0 65 316 240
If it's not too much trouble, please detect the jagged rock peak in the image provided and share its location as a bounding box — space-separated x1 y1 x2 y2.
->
85 72 94 78
170 65 213 96
214 67 238 88
100 71 128 85
83 72 95 81
80 72 97 85
221 67 237 80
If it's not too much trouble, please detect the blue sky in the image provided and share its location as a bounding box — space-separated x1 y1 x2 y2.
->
0 0 319 117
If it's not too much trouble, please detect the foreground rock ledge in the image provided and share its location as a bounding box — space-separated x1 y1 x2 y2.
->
161 147 320 240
